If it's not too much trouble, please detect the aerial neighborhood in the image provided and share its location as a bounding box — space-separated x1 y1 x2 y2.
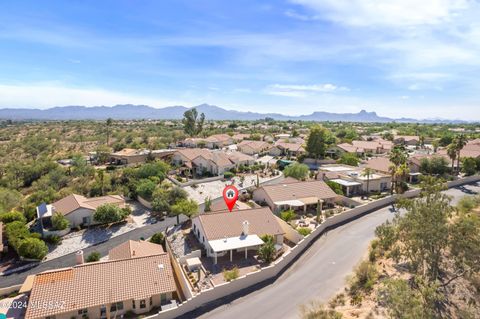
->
1 110 480 319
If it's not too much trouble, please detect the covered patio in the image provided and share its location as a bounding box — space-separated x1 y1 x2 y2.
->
209 234 264 264
274 197 324 214
330 178 362 196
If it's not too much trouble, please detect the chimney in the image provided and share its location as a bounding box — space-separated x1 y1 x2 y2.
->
76 250 84 265
242 220 249 236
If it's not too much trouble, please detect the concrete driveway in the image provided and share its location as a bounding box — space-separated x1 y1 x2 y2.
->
186 182 480 319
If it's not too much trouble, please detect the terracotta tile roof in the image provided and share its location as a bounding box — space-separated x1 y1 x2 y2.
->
337 143 360 153
237 140 271 153
205 134 233 143
227 151 255 163
194 207 284 240
193 151 233 167
52 194 125 216
352 140 382 150
258 180 338 203
24 254 176 319
394 135 420 142
363 157 392 174
174 148 212 161
109 240 164 260
274 142 305 152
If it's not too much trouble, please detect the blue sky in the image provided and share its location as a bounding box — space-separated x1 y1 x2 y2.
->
1 0 479 120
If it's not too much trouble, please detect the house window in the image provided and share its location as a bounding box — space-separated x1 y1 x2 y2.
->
45 316 56 319
78 308 88 315
110 301 124 312
140 299 146 309
132 300 136 309
149 296 153 306
100 305 107 319
161 293 167 304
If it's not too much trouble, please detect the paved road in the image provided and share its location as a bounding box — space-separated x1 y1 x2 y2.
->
192 182 480 319
0 176 286 287
0 214 187 288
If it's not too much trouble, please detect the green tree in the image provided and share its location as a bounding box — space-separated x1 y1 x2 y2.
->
51 212 70 231
326 181 344 195
361 168 373 195
86 251 101 262
461 157 477 176
337 153 359 166
306 125 332 159
0 211 26 224
0 188 22 213
447 143 457 174
171 199 198 224
380 279 426 319
454 134 468 174
18 237 48 260
258 234 276 263
150 232 165 246
280 209 296 222
4 221 31 251
283 163 309 180
136 179 157 200
182 108 205 137
93 204 130 224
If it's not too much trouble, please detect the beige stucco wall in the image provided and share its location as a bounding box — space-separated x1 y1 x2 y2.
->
66 208 95 228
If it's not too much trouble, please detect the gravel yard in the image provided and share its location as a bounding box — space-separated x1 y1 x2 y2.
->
184 173 282 204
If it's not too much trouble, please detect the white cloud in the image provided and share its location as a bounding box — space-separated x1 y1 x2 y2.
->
290 0 469 27
265 83 348 97
0 83 184 109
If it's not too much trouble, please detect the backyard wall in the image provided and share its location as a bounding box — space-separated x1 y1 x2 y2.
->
137 195 153 209
146 175 480 319
165 239 194 300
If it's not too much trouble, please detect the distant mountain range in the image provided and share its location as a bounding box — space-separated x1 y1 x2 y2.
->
0 103 469 123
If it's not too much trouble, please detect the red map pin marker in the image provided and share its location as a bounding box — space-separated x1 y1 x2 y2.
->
223 185 239 212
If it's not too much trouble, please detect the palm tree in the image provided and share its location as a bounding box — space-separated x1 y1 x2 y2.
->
362 168 374 197
447 143 457 174
106 118 113 146
454 134 467 174
392 163 410 194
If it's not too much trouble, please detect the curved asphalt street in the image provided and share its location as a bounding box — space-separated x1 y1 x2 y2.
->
193 182 480 319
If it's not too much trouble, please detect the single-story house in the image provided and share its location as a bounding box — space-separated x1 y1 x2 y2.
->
37 194 126 229
205 134 234 149
192 207 284 264
191 151 235 176
273 142 305 157
393 135 420 146
253 180 338 213
226 151 256 166
23 251 178 319
237 140 272 155
318 164 391 196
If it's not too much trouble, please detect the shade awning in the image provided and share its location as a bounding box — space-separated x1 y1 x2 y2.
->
185 257 202 269
209 235 264 253
274 199 305 207
330 179 362 187
299 197 322 205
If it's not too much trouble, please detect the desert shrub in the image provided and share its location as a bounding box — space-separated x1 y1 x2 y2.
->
86 251 100 262
44 235 62 245
18 238 48 260
93 204 130 224
298 227 312 236
150 232 165 246
223 267 239 282
280 209 296 222
51 212 70 230
224 171 234 179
